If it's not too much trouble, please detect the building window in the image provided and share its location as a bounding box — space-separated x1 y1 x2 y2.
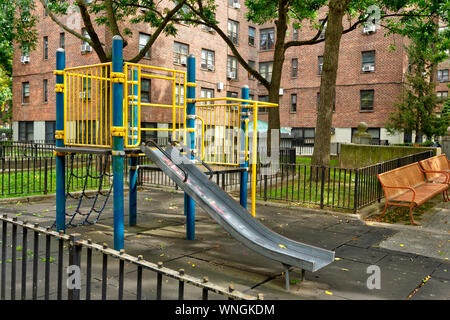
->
227 56 238 80
360 90 374 111
290 94 297 113
258 95 268 113
43 79 48 103
259 61 273 82
200 88 214 100
260 28 274 50
43 36 48 60
228 20 239 45
437 91 448 102
81 78 91 101
248 60 255 79
228 0 240 7
22 82 30 104
318 19 327 39
248 26 255 46
139 33 151 58
175 84 184 106
291 58 298 78
201 49 215 71
60 33 65 49
318 56 323 75
19 121 34 142
438 69 449 82
141 122 157 143
45 121 56 142
82 28 90 46
292 25 299 41
141 79 151 103
226 91 238 105
362 51 375 72
173 42 189 65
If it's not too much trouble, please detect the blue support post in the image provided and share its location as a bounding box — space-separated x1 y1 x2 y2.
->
55 49 66 232
112 36 125 250
129 70 138 226
185 54 196 240
240 85 249 209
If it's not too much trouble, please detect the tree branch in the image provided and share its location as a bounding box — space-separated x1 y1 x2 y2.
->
75 0 108 61
127 0 187 63
189 0 270 88
104 0 128 47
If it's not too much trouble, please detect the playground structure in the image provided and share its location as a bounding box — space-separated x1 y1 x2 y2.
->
53 36 334 289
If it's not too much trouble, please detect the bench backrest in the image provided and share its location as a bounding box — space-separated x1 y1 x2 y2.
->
419 154 449 180
377 162 425 199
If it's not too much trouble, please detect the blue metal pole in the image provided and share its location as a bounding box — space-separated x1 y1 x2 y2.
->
112 36 125 250
55 48 66 232
240 85 249 209
129 70 138 227
185 54 196 240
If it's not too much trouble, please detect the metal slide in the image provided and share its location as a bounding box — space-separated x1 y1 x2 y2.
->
140 143 335 274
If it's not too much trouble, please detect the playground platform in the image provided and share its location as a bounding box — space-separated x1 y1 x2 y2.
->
1 188 448 300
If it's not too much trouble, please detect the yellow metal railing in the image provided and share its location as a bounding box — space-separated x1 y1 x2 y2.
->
63 63 113 148
124 63 187 148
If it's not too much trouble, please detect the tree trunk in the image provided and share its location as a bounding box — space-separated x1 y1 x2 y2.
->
266 0 288 156
311 0 351 167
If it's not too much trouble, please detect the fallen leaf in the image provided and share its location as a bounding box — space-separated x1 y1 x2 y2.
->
334 257 341 261
278 244 287 249
400 244 404 247
325 291 333 296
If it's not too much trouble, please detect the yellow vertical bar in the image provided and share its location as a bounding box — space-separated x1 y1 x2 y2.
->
95 66 98 145
76 71 80 145
172 72 176 142
251 102 258 217
110 64 113 147
100 65 103 146
90 69 93 145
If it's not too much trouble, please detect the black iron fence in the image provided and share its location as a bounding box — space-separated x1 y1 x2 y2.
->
0 215 257 300
254 150 434 212
0 141 56 158
0 142 435 213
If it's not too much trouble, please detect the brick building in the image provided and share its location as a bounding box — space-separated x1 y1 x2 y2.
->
11 1 449 144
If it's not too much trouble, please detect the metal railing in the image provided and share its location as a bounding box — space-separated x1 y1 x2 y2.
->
0 215 258 300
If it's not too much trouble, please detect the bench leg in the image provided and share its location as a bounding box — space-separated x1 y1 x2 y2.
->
377 201 389 222
409 204 419 226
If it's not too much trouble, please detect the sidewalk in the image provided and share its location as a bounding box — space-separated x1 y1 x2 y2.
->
1 187 448 300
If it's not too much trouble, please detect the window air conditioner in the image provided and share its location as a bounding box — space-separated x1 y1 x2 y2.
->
21 56 30 64
81 44 92 53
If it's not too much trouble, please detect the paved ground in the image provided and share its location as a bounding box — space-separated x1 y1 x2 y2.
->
0 187 449 300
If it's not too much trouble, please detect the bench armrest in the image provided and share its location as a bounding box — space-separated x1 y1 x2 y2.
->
418 168 450 183
381 185 416 203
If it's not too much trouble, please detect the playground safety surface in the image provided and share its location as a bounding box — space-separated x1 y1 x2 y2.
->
1 187 449 300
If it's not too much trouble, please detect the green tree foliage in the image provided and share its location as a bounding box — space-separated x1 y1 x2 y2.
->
40 0 189 62
386 11 450 142
0 0 38 125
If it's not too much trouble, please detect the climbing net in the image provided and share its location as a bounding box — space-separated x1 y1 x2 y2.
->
54 154 113 228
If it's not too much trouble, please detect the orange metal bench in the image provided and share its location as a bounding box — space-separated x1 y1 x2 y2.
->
419 154 450 184
377 162 449 225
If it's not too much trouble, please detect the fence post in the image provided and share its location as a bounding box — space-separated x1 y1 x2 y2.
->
377 163 382 202
112 35 125 250
264 174 268 202
55 48 66 233
320 166 325 209
44 158 48 195
68 234 81 300
353 169 359 214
